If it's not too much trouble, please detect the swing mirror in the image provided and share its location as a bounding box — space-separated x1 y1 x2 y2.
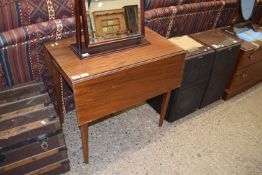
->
71 0 149 59
87 0 141 43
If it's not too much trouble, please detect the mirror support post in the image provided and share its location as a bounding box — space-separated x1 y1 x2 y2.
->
75 0 89 51
81 0 89 48
75 0 82 49
140 0 145 36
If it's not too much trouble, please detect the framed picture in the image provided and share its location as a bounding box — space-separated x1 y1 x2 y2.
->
92 8 127 39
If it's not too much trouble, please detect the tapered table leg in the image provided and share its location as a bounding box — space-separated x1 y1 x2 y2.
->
159 91 171 127
80 124 89 163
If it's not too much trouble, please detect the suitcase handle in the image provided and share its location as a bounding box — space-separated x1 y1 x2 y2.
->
38 134 49 151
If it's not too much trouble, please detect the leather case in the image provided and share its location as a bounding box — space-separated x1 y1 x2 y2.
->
148 36 215 122
190 29 241 107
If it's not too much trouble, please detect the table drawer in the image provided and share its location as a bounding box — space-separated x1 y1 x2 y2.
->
229 61 262 89
238 47 262 68
74 54 185 126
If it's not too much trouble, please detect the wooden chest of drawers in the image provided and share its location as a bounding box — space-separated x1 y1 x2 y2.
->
223 40 262 100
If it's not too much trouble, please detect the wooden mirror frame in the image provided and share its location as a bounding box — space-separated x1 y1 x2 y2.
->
71 0 149 59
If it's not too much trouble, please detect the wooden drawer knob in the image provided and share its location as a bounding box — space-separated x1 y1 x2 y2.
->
242 73 248 79
249 54 254 60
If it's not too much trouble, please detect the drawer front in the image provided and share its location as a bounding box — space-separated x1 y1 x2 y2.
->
74 54 185 126
229 61 262 89
238 48 262 68
181 52 215 88
224 78 261 100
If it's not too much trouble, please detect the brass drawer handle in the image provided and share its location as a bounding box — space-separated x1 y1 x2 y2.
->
242 73 248 79
249 54 254 60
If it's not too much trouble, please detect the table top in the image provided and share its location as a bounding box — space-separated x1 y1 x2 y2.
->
45 28 185 88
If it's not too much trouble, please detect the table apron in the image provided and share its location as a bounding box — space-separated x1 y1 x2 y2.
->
74 54 185 126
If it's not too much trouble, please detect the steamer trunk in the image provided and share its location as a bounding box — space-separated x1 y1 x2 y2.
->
0 81 70 175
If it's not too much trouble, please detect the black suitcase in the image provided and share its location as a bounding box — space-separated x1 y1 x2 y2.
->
191 29 241 107
148 40 215 122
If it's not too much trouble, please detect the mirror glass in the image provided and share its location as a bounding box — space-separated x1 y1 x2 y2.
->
240 0 256 21
86 0 141 44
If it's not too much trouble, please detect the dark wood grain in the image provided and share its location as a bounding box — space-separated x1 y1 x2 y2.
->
0 117 61 147
0 81 45 104
0 133 65 167
26 159 70 175
0 93 50 115
0 105 56 131
0 81 69 174
0 146 67 175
